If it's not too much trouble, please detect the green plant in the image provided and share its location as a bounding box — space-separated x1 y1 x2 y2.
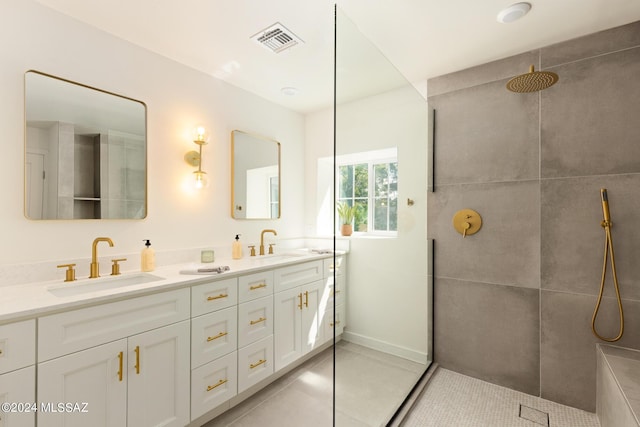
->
337 202 357 225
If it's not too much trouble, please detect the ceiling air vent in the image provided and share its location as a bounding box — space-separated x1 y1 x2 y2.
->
250 22 304 53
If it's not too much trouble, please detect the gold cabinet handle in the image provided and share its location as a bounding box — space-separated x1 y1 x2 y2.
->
207 332 228 342
250 317 266 325
330 320 341 327
298 293 303 310
207 293 228 301
117 351 124 381
249 283 267 291
207 379 228 392
304 291 309 308
250 359 266 369
134 346 140 374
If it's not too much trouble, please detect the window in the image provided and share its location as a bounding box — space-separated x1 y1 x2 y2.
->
337 150 398 234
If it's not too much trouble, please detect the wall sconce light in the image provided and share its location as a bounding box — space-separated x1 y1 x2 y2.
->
184 126 209 189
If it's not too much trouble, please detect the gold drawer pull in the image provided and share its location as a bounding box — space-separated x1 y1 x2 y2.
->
207 293 228 301
330 289 341 297
298 293 303 310
250 317 266 325
249 283 267 291
250 359 266 369
207 379 228 391
330 320 341 327
304 291 309 308
117 351 124 381
207 332 228 342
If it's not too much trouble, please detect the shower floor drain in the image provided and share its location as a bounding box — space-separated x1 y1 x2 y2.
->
519 404 549 426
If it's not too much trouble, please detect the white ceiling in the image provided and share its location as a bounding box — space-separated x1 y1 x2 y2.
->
36 0 640 113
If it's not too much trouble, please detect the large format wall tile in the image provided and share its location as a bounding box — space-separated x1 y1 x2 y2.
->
428 180 539 288
541 174 640 299
428 51 538 97
542 20 640 68
434 278 540 395
429 79 539 185
541 47 640 178
540 290 640 412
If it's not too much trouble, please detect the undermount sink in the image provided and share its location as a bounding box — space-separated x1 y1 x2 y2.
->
48 273 164 297
248 252 310 264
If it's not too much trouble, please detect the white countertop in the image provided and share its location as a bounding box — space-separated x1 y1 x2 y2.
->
0 250 339 324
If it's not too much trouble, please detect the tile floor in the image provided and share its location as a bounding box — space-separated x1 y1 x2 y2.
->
403 368 601 427
203 342 601 427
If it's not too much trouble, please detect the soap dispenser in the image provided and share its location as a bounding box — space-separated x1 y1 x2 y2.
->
141 239 155 272
232 234 242 260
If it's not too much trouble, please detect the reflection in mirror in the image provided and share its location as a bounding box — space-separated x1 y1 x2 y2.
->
25 71 147 220
231 130 280 219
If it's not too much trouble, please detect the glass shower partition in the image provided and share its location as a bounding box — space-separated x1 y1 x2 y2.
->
333 7 433 425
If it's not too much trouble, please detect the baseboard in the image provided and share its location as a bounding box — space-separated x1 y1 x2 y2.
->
342 331 428 364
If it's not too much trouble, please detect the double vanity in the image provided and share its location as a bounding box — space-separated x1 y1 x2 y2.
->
0 249 346 427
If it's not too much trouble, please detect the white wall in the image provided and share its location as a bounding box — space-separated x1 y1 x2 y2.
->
0 0 305 278
305 86 430 362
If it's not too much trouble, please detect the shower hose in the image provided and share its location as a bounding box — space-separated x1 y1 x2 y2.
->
591 188 624 342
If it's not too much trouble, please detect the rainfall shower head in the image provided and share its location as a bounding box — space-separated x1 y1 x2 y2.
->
506 65 558 93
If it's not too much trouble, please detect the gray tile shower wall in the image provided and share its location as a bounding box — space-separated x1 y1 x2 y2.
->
427 20 640 412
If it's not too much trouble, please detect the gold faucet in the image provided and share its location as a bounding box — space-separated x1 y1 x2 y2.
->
259 229 277 255
90 237 114 278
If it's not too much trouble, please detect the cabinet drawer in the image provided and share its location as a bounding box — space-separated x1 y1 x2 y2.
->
324 273 346 307
191 307 238 368
323 255 346 278
322 303 346 342
0 365 36 427
237 335 273 393
192 277 238 317
238 271 273 303
0 319 35 374
238 296 273 348
191 351 237 420
39 288 190 362
274 261 323 293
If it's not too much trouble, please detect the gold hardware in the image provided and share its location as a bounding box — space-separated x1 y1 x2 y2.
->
330 289 341 297
111 258 126 276
330 320 341 327
259 229 277 255
249 283 267 291
134 345 140 374
207 293 228 301
298 293 303 310
250 317 266 325
90 237 114 278
304 291 309 308
207 379 228 392
452 209 482 238
248 245 256 257
57 263 76 282
407 198 415 206
117 351 124 381
268 243 275 254
207 332 228 342
250 359 266 369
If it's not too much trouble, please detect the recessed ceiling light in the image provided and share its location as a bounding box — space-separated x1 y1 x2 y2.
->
497 2 532 24
281 87 299 96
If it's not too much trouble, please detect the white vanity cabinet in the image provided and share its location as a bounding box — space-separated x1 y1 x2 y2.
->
0 319 36 427
273 260 325 371
37 288 191 427
322 255 347 340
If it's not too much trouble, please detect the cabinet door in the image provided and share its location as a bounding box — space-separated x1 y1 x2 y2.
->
192 307 238 369
301 281 323 354
237 336 273 393
127 321 190 427
238 296 273 348
191 351 237 420
274 287 302 371
37 339 127 427
0 366 35 427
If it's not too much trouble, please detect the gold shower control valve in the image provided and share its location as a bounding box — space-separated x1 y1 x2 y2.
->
453 209 482 238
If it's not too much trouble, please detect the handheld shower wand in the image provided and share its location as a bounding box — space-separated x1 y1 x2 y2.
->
591 188 624 342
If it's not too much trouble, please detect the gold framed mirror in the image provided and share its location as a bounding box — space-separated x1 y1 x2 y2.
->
231 130 280 219
24 70 147 220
